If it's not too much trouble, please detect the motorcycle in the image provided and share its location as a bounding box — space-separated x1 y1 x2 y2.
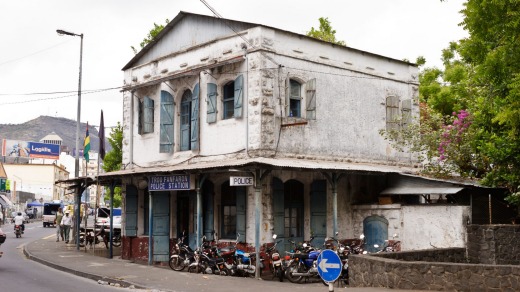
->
79 226 121 248
229 233 262 277
169 233 195 271
323 232 350 286
14 225 22 238
187 235 230 276
285 235 322 283
264 234 284 282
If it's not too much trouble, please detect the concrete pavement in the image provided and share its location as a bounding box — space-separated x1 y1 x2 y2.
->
24 235 413 292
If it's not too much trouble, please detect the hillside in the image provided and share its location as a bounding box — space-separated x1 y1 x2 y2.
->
0 116 108 157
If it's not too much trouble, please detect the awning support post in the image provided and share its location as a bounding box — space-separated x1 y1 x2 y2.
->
254 169 270 279
196 174 208 249
323 173 344 236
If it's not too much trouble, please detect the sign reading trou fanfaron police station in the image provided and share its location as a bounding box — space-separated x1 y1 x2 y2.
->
148 175 192 191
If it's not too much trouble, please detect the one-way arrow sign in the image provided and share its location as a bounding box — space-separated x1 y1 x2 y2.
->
317 249 342 283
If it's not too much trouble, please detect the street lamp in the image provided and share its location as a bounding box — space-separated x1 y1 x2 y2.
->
57 29 83 178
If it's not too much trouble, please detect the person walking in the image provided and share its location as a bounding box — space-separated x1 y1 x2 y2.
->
55 207 64 242
61 210 72 243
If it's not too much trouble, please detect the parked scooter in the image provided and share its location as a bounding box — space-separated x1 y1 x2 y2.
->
264 234 284 282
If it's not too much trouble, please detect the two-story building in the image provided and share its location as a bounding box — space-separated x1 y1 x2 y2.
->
97 12 508 265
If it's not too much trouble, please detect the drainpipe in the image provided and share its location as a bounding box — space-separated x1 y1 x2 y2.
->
148 191 153 265
196 174 208 249
129 91 134 169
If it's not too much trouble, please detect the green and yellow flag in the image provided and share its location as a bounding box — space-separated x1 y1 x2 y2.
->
84 122 90 162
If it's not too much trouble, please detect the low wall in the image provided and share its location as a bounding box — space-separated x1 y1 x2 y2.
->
349 248 520 291
467 224 520 265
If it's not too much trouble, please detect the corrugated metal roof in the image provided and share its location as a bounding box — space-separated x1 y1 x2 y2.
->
98 157 417 178
380 186 464 195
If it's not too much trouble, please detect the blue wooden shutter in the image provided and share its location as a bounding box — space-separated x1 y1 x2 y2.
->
191 83 199 150
138 99 143 135
272 178 286 250
203 186 214 240
236 186 246 240
144 96 154 133
386 95 399 131
306 78 316 120
310 180 327 246
234 75 243 118
207 83 217 124
160 91 174 153
125 185 138 237
401 99 412 128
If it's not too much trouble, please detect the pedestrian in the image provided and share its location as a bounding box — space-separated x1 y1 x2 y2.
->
55 207 64 242
61 210 72 243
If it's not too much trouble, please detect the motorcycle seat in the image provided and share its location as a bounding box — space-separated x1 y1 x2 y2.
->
297 253 310 259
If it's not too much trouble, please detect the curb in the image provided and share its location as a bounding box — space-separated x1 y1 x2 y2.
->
23 244 146 290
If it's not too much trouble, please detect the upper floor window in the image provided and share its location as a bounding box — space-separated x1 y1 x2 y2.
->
180 90 192 151
206 75 243 124
138 96 154 134
285 78 316 119
160 91 174 153
386 95 412 131
223 81 235 120
289 80 302 117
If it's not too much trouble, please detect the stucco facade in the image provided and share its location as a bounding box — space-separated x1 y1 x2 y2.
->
98 12 488 264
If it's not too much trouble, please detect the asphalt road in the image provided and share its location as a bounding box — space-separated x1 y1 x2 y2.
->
0 221 128 292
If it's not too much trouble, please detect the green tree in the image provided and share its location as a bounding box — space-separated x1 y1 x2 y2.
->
307 17 346 46
382 1 520 205
131 19 170 54
102 122 123 207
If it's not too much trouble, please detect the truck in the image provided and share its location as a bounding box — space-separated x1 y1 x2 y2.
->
42 201 64 227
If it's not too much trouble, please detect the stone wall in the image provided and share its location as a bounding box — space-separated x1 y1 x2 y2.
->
349 249 520 291
467 224 520 265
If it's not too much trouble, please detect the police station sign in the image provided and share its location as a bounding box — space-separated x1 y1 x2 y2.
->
149 175 193 191
230 176 254 186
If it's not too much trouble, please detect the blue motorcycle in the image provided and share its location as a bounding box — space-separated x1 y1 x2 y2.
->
285 236 321 283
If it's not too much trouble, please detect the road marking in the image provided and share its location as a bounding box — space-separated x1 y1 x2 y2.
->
43 234 55 240
59 255 85 258
319 258 340 273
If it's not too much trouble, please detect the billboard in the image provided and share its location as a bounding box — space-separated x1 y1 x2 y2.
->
2 139 60 160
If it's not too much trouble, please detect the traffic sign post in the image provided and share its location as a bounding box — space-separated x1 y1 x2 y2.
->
317 249 342 292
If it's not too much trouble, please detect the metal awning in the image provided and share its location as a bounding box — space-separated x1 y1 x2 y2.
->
380 175 465 195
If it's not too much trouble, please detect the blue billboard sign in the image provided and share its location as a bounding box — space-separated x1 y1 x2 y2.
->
2 139 60 159
149 175 192 191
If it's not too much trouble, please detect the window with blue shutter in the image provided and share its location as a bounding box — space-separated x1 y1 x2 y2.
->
234 75 243 118
143 96 154 134
125 185 138 237
207 83 218 123
180 90 192 151
289 80 302 117
401 99 412 128
223 82 234 120
306 78 316 120
160 91 174 153
191 83 199 150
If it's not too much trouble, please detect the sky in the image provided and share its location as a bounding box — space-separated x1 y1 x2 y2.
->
0 0 467 130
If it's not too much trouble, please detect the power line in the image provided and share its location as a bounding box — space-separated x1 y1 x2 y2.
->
0 86 122 106
0 41 71 67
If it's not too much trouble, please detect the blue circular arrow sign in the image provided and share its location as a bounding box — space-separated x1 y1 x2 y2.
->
317 249 342 283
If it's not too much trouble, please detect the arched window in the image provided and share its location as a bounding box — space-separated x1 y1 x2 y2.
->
180 90 192 151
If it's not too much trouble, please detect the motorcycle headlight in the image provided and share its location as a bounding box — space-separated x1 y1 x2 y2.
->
339 247 345 253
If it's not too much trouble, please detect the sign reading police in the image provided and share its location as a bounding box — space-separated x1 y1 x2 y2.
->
230 176 254 186
149 175 192 191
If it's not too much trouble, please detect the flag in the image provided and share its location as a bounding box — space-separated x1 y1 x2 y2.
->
99 110 106 160
84 122 90 162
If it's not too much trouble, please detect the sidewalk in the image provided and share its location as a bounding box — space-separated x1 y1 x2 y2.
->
24 236 407 292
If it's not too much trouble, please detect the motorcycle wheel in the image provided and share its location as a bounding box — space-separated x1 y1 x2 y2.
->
285 262 303 283
276 267 284 282
187 264 203 274
169 255 186 271
112 234 122 247
78 232 86 247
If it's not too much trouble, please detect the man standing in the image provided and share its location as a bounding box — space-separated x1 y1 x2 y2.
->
55 207 64 242
61 210 72 243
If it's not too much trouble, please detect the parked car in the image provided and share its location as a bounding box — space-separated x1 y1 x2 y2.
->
95 207 121 229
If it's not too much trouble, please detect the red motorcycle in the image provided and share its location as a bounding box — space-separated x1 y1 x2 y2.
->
14 225 22 238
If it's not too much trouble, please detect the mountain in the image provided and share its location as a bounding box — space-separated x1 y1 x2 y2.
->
0 116 108 157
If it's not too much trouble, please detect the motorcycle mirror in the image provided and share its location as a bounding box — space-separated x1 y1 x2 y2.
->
360 234 365 239
303 243 308 248
393 233 398 238
363 251 368 254
374 244 379 248
335 231 339 236
272 234 277 239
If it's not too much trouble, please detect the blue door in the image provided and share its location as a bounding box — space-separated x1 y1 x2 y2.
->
284 180 304 251
363 216 388 253
272 178 287 251
203 181 215 240
310 180 327 247
152 191 170 262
